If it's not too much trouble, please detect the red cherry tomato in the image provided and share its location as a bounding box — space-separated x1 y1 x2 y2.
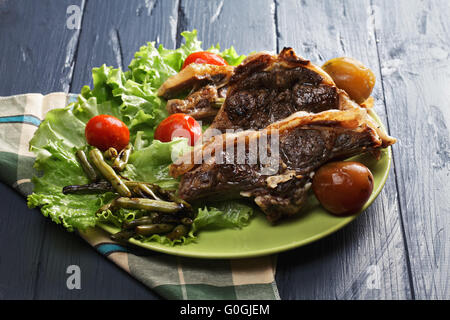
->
154 113 202 146
181 51 229 70
85 115 130 152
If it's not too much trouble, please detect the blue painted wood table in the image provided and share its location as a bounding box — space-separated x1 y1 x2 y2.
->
0 0 448 299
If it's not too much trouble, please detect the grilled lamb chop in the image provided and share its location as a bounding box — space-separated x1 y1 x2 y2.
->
207 47 342 133
199 47 394 147
158 48 376 125
170 108 395 222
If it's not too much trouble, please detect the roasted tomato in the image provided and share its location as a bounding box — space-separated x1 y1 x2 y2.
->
85 115 130 152
182 51 228 70
322 57 375 104
154 113 202 146
312 161 374 216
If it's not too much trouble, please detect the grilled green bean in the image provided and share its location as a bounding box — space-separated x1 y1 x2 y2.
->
148 212 160 220
123 181 146 189
63 180 112 195
123 181 171 196
132 186 147 198
124 181 163 200
114 197 182 213
166 193 193 213
149 184 192 212
89 148 131 197
104 147 118 160
153 214 183 225
112 143 132 171
110 229 135 241
76 150 98 181
131 184 161 201
148 184 176 199
159 191 194 218
138 183 161 200
166 225 188 240
181 217 193 225
123 181 192 212
122 217 154 230
135 224 175 236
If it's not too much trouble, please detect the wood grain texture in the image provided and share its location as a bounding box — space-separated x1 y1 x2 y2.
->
70 0 180 93
34 221 160 299
373 0 450 299
274 0 412 299
0 184 45 299
0 0 85 95
0 0 84 299
32 0 182 300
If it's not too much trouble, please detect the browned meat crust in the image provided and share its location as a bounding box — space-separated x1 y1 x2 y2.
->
166 85 227 120
157 63 234 99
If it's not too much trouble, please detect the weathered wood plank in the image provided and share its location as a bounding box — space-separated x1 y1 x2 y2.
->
70 0 179 93
0 0 85 95
33 0 180 299
275 0 412 299
373 0 450 299
0 184 44 299
178 0 276 53
0 0 84 299
34 222 160 299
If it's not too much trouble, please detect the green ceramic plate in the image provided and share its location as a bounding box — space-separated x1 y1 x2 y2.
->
98 110 392 259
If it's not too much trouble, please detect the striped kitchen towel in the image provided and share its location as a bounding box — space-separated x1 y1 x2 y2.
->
0 92 280 300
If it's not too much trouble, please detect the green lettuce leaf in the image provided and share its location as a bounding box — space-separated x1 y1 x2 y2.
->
192 202 254 232
27 30 253 245
122 138 191 189
207 43 246 66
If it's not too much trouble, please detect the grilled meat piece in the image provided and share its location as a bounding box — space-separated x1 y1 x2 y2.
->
208 48 342 133
157 63 234 99
166 85 227 120
171 108 395 222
